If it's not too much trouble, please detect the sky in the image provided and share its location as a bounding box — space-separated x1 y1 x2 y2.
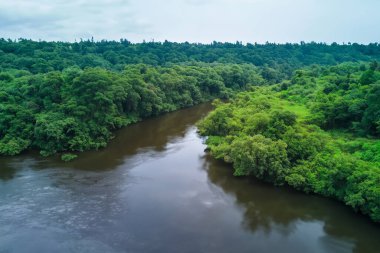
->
0 0 379 44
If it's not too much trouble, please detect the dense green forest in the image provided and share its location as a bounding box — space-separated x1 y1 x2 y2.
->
1 39 380 82
198 62 380 222
0 63 263 158
0 40 379 221
2 40 379 159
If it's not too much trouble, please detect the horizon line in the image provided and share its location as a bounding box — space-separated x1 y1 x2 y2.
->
1 38 379 46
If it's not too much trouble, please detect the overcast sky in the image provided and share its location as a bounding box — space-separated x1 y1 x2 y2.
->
0 0 379 43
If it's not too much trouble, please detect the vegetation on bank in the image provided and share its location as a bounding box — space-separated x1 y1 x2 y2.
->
198 63 380 222
61 153 78 162
0 39 379 221
1 40 380 159
0 63 263 157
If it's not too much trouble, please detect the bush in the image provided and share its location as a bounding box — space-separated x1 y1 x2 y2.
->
61 153 78 162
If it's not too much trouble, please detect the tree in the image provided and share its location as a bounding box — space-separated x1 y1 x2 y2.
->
230 134 289 185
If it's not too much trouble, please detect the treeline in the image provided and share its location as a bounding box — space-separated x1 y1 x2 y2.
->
198 63 380 222
0 63 263 158
1 39 380 82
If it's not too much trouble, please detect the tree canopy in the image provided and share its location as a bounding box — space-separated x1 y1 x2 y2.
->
0 63 262 157
198 63 380 222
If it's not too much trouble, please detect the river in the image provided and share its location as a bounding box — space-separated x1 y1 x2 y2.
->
0 103 379 253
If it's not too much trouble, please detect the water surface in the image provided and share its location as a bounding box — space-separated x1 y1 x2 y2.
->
0 103 379 253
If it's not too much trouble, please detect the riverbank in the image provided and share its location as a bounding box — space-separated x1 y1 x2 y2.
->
1 103 379 253
198 88 380 222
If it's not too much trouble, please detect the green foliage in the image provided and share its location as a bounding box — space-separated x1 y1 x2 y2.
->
199 87 380 222
1 39 379 80
61 153 78 162
281 62 380 137
355 142 380 163
0 136 30 155
286 153 380 221
230 135 289 185
0 64 258 156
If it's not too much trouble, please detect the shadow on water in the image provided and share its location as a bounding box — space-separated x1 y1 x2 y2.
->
0 159 17 181
0 156 40 182
202 154 380 253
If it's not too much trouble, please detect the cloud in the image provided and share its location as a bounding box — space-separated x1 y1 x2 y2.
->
0 0 379 43
0 0 151 41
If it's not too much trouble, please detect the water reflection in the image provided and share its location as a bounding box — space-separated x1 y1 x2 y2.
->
27 103 213 172
203 154 380 253
0 162 16 181
0 157 36 181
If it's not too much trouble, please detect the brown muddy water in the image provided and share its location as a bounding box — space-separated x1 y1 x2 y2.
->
0 103 379 253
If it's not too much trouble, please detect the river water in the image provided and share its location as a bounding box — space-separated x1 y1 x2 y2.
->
0 103 379 253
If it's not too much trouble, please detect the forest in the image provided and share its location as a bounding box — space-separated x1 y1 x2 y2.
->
2 39 378 159
0 40 379 221
0 63 263 159
1 39 380 81
198 62 380 222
